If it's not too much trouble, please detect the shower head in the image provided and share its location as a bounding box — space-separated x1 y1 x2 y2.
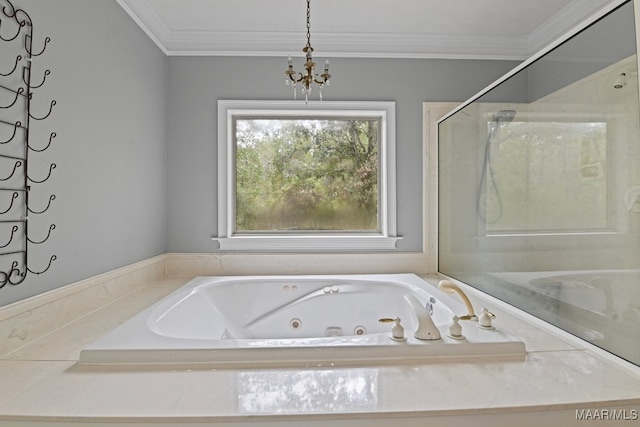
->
487 109 516 140
492 110 516 123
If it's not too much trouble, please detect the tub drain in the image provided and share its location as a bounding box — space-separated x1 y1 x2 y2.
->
290 318 302 330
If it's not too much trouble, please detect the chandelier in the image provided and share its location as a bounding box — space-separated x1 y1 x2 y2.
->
285 0 331 102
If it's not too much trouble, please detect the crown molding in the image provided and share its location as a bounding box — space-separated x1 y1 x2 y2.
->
527 0 625 54
115 0 170 55
116 0 616 60
161 31 530 60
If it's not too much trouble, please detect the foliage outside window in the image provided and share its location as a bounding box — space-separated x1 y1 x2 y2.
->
216 101 399 251
235 118 379 233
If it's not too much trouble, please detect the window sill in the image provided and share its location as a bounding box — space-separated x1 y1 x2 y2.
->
212 235 402 252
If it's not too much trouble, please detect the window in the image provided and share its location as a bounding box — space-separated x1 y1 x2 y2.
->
215 101 399 251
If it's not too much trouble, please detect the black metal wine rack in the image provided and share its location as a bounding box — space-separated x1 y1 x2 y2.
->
0 0 56 289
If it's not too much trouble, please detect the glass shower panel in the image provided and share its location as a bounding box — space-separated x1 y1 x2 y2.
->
438 1 640 366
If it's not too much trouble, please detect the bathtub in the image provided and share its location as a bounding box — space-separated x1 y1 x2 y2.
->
80 274 525 367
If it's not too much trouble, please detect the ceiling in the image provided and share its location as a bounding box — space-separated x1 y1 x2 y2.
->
116 0 615 60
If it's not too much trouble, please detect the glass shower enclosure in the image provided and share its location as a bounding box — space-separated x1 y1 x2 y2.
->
438 0 640 366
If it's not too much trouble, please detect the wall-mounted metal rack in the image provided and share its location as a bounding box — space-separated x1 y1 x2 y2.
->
0 0 56 289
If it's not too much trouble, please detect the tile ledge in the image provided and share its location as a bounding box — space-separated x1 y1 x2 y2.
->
0 254 168 323
435 275 640 378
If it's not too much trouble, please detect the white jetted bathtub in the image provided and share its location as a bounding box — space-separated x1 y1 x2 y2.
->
80 274 526 367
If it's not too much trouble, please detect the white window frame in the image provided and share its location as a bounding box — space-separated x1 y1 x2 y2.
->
214 100 400 252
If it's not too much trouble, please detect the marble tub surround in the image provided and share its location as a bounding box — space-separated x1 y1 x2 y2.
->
0 255 167 358
165 252 430 277
1 351 639 426
0 271 639 425
2 277 189 362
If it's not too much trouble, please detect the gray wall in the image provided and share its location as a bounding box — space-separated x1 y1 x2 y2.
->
0 1 518 307
1 0 168 307
166 56 518 252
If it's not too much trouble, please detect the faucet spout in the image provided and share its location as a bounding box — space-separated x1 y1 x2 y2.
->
404 294 441 340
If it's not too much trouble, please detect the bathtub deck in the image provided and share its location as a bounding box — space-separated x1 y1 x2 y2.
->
78 274 526 368
1 275 640 426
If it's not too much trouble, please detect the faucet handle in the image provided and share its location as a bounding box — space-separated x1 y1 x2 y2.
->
448 315 465 340
478 308 496 329
379 317 407 342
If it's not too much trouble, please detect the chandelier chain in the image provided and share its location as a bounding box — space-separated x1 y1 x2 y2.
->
306 0 311 50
